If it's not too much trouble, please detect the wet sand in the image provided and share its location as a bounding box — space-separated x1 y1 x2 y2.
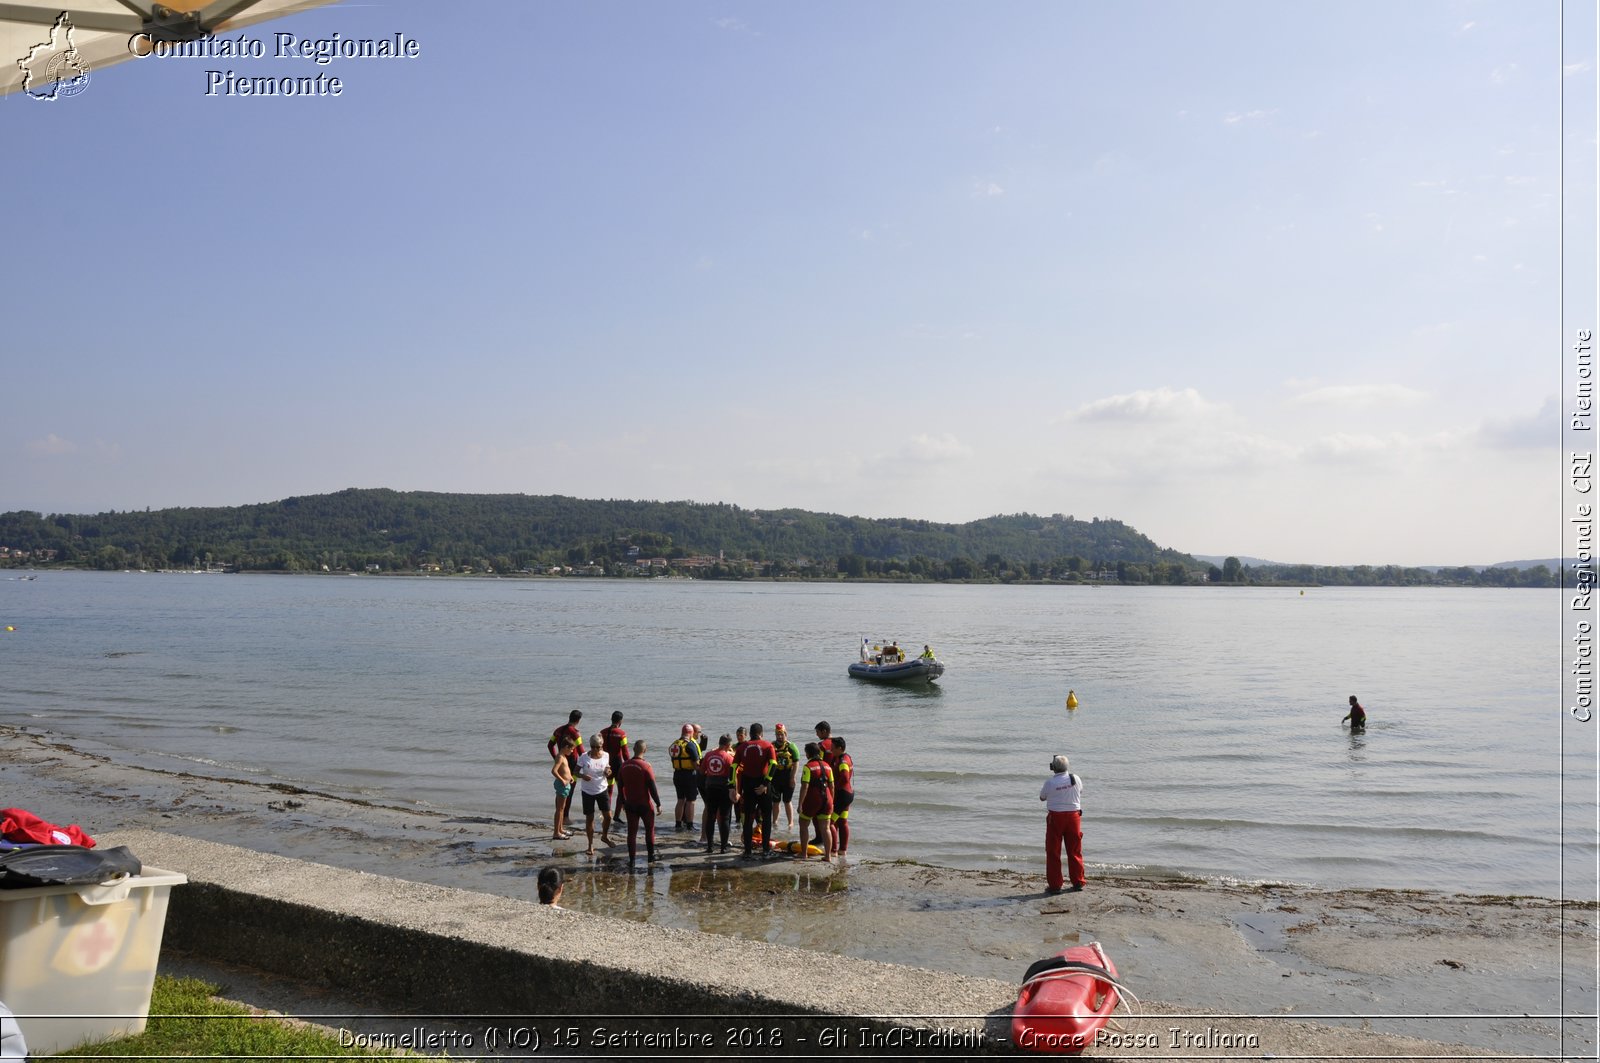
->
1 724 1591 1058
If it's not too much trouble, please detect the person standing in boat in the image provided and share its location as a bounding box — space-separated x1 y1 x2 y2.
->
1039 755 1085 894
617 739 662 866
1342 695 1367 732
576 734 615 855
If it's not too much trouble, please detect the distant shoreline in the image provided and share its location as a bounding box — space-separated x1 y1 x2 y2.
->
0 565 1566 589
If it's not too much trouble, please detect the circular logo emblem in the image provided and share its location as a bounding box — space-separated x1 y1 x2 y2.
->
42 49 91 98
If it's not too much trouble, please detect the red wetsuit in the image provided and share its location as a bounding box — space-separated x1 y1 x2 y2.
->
699 747 736 847
616 759 660 862
548 723 581 767
828 751 855 852
600 725 630 782
737 739 776 852
798 758 834 821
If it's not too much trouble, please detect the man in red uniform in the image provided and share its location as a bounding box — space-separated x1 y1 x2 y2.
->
600 711 631 792
698 733 737 853
797 741 834 863
827 735 855 855
546 709 583 825
730 726 749 828
737 722 777 857
1038 754 1085 893
616 739 662 866
813 720 834 758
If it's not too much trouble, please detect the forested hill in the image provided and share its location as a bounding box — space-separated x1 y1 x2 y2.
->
0 488 1195 577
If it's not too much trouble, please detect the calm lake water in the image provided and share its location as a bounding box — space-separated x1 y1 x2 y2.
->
0 572 1587 896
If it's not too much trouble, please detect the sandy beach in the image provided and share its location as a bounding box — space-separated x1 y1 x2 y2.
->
1 723 1591 1059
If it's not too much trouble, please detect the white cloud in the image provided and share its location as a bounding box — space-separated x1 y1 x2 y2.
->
1459 21 1476 32
1287 384 1429 408
1565 61 1591 78
972 180 1004 198
27 433 78 456
1068 386 1225 422
1476 396 1558 449
895 433 973 465
1222 109 1275 125
1302 432 1405 463
1491 63 1519 85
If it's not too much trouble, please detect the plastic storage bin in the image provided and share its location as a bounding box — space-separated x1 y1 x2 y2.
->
0 866 186 1055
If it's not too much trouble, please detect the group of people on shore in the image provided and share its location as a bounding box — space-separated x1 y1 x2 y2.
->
547 710 856 866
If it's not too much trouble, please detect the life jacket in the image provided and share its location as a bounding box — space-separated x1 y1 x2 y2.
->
831 753 854 796
771 740 799 777
800 759 834 813
670 738 699 771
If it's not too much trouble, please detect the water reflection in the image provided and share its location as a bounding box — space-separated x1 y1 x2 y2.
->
543 851 852 944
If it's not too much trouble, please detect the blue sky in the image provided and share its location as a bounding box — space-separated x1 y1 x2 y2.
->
3 0 1593 565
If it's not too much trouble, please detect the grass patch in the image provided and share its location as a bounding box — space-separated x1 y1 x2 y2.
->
48 975 393 1059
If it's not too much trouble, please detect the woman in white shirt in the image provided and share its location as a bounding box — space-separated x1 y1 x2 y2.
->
576 734 615 855
1038 754 1085 894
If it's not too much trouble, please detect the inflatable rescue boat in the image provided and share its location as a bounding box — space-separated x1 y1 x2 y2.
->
1010 941 1121 1055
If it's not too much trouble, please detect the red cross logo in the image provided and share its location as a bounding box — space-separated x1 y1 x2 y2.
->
74 920 118 970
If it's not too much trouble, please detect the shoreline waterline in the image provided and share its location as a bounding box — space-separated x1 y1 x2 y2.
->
10 724 1475 897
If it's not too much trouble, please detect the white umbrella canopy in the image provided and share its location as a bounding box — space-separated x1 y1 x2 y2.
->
2 0 334 98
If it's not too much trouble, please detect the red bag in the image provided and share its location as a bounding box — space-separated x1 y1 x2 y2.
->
0 808 95 848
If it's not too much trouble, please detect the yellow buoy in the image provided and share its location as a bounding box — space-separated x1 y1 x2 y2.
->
1065 690 1079 709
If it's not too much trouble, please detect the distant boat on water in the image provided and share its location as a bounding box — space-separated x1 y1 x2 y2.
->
849 639 944 683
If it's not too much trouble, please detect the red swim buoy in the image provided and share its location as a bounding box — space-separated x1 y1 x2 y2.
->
1010 942 1120 1055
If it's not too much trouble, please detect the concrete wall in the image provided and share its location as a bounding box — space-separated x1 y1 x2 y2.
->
108 830 1019 1055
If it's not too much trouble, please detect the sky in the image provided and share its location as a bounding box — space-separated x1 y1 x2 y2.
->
2 0 1594 566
